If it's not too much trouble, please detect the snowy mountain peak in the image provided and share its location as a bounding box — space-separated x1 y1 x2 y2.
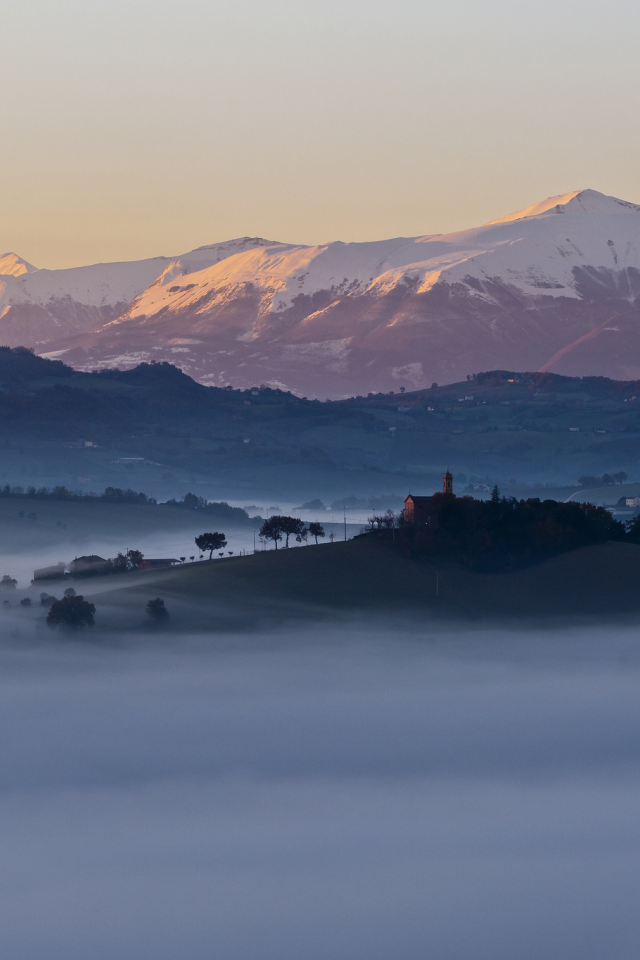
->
0 253 37 277
4 187 640 396
188 237 275 255
487 189 640 225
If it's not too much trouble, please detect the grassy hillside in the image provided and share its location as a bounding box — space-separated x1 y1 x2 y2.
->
81 535 640 631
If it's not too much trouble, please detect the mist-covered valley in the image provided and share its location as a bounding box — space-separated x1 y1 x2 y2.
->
1 621 639 959
2 350 640 959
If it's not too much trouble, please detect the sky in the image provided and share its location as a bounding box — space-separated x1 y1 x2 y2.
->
2 0 640 268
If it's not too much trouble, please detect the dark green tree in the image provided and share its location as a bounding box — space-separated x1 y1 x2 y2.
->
147 597 169 621
47 595 96 629
280 516 305 547
259 516 284 549
308 521 325 544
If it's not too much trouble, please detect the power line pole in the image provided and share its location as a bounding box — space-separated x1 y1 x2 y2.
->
344 507 347 541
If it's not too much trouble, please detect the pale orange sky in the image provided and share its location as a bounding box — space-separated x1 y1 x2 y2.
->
2 0 640 269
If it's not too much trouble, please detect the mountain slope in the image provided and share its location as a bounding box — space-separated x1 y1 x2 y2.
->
0 238 274 346
9 189 640 396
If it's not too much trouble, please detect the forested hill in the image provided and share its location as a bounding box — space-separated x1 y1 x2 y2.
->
2 347 640 493
4 347 640 430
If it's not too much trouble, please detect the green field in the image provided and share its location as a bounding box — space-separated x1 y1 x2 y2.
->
51 534 640 633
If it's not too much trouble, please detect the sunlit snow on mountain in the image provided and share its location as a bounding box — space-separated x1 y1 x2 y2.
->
4 189 640 396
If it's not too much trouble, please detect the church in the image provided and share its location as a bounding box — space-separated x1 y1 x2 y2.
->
403 471 453 526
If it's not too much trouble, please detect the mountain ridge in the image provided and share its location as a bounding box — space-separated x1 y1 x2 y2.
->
4 189 640 396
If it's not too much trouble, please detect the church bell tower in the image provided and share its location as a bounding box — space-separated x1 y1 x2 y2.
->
443 470 453 494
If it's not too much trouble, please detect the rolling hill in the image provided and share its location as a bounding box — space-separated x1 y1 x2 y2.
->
84 535 640 632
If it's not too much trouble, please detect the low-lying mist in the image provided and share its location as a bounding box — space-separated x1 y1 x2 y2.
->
1 621 640 959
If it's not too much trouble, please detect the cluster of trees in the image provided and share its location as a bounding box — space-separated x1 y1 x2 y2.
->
259 516 325 549
368 509 398 529
400 489 626 571
578 472 627 488
164 493 255 523
0 484 157 503
109 549 144 572
0 486 256 526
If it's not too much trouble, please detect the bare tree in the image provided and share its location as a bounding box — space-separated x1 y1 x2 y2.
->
380 509 397 529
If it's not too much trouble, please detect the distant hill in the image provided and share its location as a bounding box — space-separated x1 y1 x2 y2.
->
1 349 640 496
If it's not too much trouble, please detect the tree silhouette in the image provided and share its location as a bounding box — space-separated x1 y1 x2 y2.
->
47 595 96 630
380 509 397 529
195 532 227 559
259 516 283 549
111 549 144 572
280 516 305 547
308 522 325 544
0 575 16 589
260 515 305 548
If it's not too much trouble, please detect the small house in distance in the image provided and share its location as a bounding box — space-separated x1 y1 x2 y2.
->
33 562 66 582
404 471 453 526
69 555 110 576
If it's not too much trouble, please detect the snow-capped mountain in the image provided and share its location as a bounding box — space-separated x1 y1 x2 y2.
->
0 238 274 346
7 189 640 395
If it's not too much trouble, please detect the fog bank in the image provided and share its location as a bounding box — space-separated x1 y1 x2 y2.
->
1 624 639 959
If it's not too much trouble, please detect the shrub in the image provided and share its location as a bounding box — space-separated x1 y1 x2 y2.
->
147 598 168 621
